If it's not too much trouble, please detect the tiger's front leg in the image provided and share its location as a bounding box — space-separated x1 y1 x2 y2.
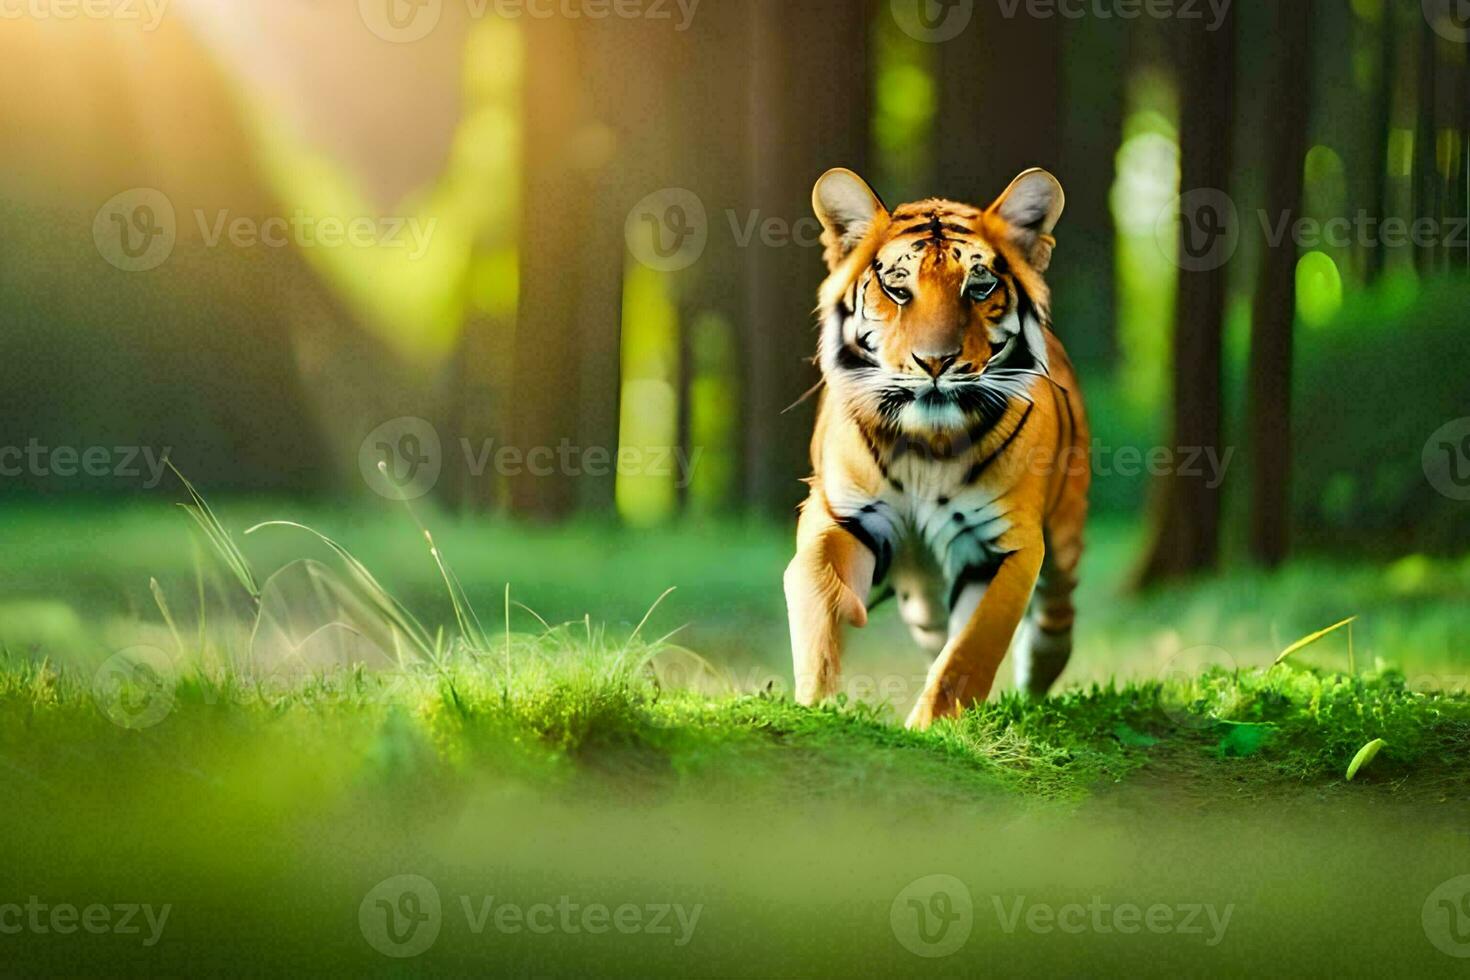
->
905 543 1044 730
784 498 876 705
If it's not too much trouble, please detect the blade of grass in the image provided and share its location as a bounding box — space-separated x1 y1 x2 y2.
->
245 521 437 664
624 587 677 654
150 578 185 660
168 461 260 605
1274 616 1358 666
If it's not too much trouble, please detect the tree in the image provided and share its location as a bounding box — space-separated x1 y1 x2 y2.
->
1365 1 1398 284
1413 10 1442 275
935 10 1063 202
1135 7 1237 586
1248 0 1316 568
742 0 873 518
508 19 680 519
508 18 590 520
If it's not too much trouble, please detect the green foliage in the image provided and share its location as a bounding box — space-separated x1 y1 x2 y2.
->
1293 276 1470 553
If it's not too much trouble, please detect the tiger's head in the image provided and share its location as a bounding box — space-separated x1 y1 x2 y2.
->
811 167 1064 439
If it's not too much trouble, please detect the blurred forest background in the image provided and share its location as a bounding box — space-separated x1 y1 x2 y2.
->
0 0 1467 591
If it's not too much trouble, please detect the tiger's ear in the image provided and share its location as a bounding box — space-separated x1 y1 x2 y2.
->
988 168 1065 272
813 168 887 271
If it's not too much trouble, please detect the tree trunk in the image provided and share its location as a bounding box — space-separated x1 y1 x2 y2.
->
1414 12 1441 275
1055 20 1124 369
1135 8 1237 587
509 18 588 520
935 10 1063 203
743 0 872 519
671 0 753 514
509 20 680 519
1366 2 1398 284
1248 0 1316 568
1457 35 1470 275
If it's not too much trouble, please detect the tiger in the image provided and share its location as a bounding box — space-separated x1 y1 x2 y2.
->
784 167 1090 730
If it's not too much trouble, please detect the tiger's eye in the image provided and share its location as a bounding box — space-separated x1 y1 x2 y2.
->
965 268 999 302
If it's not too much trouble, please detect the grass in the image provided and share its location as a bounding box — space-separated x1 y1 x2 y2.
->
4 494 1470 975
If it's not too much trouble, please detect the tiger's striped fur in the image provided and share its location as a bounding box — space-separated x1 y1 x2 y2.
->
784 168 1090 729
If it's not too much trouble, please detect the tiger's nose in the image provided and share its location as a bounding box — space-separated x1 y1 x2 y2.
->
912 350 961 379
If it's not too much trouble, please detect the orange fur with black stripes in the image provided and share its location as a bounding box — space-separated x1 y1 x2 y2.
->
784 168 1090 729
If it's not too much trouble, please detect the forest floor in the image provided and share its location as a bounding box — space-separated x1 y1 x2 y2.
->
3 500 1470 975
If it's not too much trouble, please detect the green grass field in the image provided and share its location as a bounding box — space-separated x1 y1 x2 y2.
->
3 496 1470 975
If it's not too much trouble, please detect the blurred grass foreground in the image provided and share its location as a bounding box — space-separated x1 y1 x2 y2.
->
2 487 1469 973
